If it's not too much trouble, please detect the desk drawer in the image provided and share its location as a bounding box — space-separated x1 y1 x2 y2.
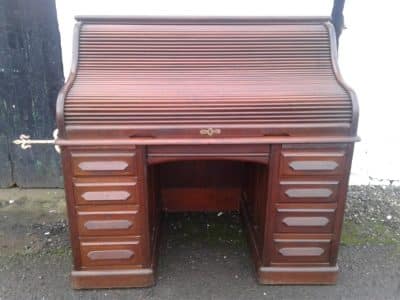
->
73 177 138 206
71 150 136 176
279 180 339 203
80 237 144 267
275 208 335 234
271 237 332 264
280 149 346 176
77 206 142 237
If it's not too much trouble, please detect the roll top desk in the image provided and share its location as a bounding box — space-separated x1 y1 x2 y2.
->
56 16 359 288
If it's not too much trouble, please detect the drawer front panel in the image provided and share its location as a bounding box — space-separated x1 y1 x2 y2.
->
271 238 331 264
73 177 138 205
279 180 339 203
80 239 143 267
77 207 142 236
71 151 136 176
280 150 346 176
275 209 335 233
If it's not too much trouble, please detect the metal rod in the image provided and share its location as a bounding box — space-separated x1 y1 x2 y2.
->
13 129 60 153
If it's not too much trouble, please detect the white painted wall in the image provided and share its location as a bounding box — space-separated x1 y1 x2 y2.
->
338 1 400 185
55 0 400 185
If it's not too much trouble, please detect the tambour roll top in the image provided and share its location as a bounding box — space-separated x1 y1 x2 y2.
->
57 16 358 139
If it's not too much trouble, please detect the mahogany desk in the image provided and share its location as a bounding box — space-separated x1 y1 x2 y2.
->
56 16 359 288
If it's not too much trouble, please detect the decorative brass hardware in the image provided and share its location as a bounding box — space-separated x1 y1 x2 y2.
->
289 161 339 171
13 129 60 153
199 128 221 137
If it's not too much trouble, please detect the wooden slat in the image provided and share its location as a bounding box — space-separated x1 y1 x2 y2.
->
62 20 354 133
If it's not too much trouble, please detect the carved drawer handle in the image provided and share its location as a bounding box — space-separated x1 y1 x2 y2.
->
278 247 325 256
289 161 338 171
82 191 131 201
84 220 133 230
285 188 333 198
282 217 330 227
87 249 134 260
78 161 129 171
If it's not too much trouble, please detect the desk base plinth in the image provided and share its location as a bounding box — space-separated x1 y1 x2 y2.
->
71 268 156 289
257 265 338 285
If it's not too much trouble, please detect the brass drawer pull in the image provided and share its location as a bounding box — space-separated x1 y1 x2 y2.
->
87 249 134 261
84 220 133 230
282 217 330 227
289 161 339 171
78 161 129 172
279 247 325 257
285 188 333 198
81 191 131 202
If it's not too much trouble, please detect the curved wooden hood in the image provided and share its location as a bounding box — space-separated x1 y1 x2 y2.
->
57 17 358 140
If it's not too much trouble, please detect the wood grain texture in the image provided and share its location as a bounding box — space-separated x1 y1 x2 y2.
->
161 188 241 212
80 237 143 267
57 17 357 139
257 265 338 285
280 148 346 176
279 180 339 203
73 176 138 205
275 211 335 233
57 16 359 288
71 269 155 289
71 150 136 176
271 237 332 264
76 206 142 237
